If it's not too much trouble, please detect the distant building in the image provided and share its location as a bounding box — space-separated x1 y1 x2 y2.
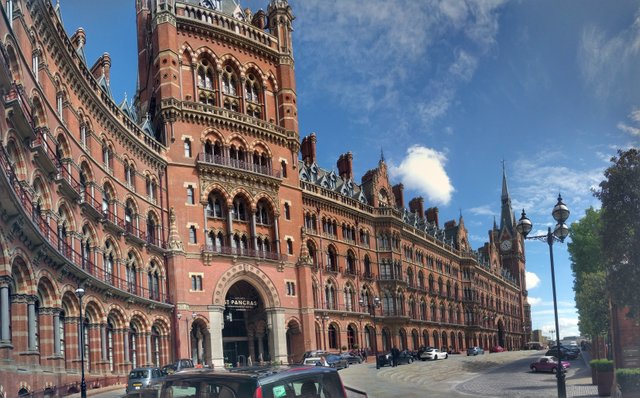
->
0 0 531 395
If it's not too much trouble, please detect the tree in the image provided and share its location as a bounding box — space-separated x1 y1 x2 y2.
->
595 148 640 318
567 208 609 337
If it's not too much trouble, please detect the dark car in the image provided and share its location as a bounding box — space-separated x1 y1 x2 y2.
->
546 347 578 360
161 358 195 375
325 354 349 370
155 364 366 398
376 350 414 367
467 346 485 356
340 352 363 365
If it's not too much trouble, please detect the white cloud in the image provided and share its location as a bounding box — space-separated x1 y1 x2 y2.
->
617 109 640 138
577 9 640 102
389 146 454 205
526 272 541 290
294 0 507 135
469 205 495 216
527 296 542 305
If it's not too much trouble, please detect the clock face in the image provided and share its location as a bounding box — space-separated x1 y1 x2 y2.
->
500 240 512 252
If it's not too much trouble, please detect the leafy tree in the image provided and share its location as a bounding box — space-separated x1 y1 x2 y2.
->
568 208 609 337
594 148 640 318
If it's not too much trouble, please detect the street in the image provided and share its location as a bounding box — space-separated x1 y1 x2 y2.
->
79 350 599 398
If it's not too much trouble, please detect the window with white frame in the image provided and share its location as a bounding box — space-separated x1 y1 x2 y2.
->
188 225 197 244
186 185 195 205
184 139 192 158
286 281 296 296
191 274 203 291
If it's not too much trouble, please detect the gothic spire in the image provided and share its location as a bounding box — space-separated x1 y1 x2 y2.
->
500 161 515 235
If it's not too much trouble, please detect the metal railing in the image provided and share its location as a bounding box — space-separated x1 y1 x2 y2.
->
197 152 282 178
201 244 287 261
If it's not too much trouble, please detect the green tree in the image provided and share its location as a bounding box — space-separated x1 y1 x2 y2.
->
595 148 640 318
568 208 609 337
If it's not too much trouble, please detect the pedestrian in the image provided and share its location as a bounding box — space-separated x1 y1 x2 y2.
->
391 346 399 367
362 348 367 363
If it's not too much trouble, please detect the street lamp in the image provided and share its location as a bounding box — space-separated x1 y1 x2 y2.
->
516 194 570 398
75 287 87 398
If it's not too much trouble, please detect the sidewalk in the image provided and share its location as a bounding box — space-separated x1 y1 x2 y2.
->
65 384 125 398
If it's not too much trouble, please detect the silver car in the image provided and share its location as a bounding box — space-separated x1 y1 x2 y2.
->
126 367 165 393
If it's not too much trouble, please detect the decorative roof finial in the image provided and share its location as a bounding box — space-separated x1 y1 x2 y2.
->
380 148 385 162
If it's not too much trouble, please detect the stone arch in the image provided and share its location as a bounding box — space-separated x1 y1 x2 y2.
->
227 132 250 150
252 192 277 213
218 53 242 74
32 173 52 210
212 263 281 307
56 199 78 232
35 272 60 307
84 296 106 323
129 311 151 333
4 40 23 82
201 182 230 204
179 42 196 65
201 127 225 144
151 315 172 335
106 304 128 329
10 253 35 295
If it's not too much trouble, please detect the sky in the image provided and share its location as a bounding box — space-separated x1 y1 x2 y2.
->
58 0 640 340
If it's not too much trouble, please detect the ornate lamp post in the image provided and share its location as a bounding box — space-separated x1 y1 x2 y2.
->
516 194 570 398
75 287 87 398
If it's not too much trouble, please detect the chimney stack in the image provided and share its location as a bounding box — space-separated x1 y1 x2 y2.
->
425 207 439 228
337 152 353 180
408 197 425 217
301 133 317 165
90 52 111 82
392 183 404 208
70 27 86 52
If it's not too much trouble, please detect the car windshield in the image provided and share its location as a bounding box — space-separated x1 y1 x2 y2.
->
129 370 149 379
161 379 255 397
261 373 343 398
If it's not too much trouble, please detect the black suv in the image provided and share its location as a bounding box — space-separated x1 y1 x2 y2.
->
149 365 366 398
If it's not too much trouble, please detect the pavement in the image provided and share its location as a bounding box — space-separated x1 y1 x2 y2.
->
70 350 605 398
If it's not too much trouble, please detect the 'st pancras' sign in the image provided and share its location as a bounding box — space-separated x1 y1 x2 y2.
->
225 297 258 310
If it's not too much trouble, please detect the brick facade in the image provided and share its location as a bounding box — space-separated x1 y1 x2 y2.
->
0 0 530 396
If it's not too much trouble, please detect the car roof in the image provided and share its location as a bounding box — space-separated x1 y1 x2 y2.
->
164 365 338 385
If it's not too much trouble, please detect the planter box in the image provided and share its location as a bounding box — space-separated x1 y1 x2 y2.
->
598 370 614 396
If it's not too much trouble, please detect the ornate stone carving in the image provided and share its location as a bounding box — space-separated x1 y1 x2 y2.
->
167 207 185 252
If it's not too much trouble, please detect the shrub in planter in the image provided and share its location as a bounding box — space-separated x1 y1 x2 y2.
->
616 368 640 398
593 360 614 397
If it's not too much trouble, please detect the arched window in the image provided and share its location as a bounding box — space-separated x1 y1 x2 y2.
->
129 323 138 368
222 65 238 96
125 200 135 233
325 281 336 310
107 318 115 371
103 241 115 284
232 197 247 221
147 213 157 245
148 261 161 301
363 255 371 277
59 310 66 357
428 275 435 292
152 326 161 366
344 285 355 312
83 316 91 371
126 252 137 294
346 251 356 274
307 241 317 267
326 246 337 272
328 324 338 350
206 192 225 218
256 201 270 224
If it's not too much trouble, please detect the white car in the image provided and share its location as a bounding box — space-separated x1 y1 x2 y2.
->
420 348 448 360
302 357 329 367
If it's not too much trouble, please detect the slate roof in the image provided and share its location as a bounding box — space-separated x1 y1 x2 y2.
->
299 162 368 205
183 0 246 20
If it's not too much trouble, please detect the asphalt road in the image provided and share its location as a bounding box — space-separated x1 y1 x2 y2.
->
77 350 600 398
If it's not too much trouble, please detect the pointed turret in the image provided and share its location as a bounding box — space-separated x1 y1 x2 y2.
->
499 162 515 235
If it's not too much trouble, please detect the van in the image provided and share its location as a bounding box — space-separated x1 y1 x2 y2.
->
161 358 195 375
126 367 166 394
157 364 367 397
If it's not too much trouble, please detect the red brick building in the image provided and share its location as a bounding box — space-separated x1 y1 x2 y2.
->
0 0 531 395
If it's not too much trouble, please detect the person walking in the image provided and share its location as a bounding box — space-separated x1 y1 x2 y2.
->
391 346 399 367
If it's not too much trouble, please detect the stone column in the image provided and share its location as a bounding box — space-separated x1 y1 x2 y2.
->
251 211 258 250
274 217 281 254
101 324 107 361
123 330 130 366
146 333 152 366
27 298 37 351
0 283 11 344
53 309 61 355
209 306 225 368
267 308 287 364
227 209 234 246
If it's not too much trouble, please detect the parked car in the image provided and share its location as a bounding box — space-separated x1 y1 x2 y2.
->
303 356 329 367
546 347 578 360
490 345 505 353
420 348 448 360
126 367 166 394
161 358 194 375
325 354 349 370
156 364 367 398
375 350 415 367
467 346 485 356
530 356 570 373
340 352 363 364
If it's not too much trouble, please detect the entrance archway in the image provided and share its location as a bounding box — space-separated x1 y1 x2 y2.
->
286 319 303 363
222 280 269 366
347 324 357 350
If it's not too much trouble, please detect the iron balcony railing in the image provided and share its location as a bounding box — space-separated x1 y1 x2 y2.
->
197 152 282 178
201 244 287 261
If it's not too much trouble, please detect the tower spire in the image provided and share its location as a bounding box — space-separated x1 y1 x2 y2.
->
500 161 515 234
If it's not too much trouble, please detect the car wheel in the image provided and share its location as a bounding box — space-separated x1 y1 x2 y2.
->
552 367 557 374
408 358 413 364
445 354 448 359
531 366 537 373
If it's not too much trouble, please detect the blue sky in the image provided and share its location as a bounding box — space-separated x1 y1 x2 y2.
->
60 0 640 339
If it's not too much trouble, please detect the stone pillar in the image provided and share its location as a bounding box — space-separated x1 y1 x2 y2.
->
146 333 152 366
251 211 258 250
267 308 287 364
227 209 234 245
101 324 107 361
248 330 256 363
0 283 11 344
257 333 265 362
274 217 281 254
123 330 130 367
27 299 37 351
53 310 61 355
209 306 225 368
